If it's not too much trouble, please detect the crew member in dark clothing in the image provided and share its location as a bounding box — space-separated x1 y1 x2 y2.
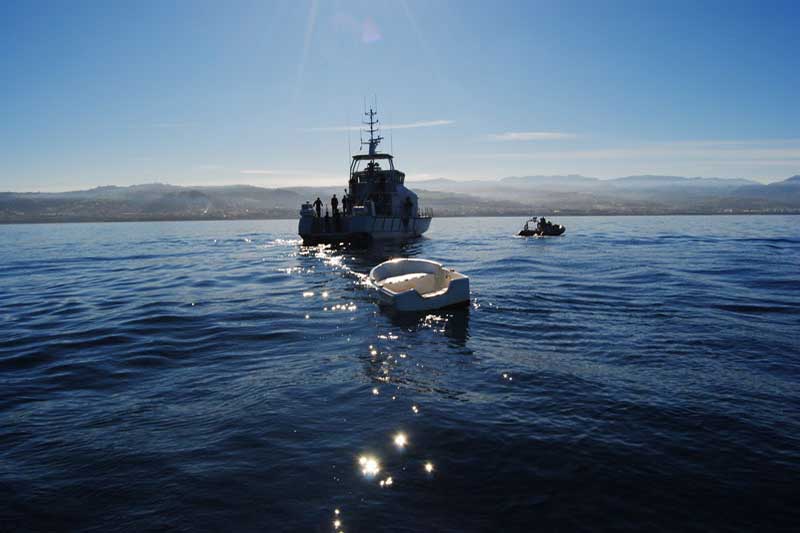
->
331 194 339 215
342 191 349 215
313 197 323 217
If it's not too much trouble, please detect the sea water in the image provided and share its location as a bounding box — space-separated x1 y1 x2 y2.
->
1 216 798 531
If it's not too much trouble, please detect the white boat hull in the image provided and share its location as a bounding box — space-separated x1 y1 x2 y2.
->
369 258 469 312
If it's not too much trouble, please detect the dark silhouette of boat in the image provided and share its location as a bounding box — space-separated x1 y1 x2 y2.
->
298 107 432 245
518 217 565 237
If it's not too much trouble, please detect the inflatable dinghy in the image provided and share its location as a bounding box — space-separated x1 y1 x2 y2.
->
518 218 566 237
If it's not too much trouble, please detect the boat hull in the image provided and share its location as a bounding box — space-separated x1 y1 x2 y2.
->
299 214 431 245
518 225 566 237
369 258 469 312
375 279 470 312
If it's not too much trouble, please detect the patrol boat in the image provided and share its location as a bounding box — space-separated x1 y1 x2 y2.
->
299 108 432 245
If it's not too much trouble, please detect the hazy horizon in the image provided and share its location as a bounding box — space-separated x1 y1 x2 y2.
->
2 1 799 193
4 171 799 195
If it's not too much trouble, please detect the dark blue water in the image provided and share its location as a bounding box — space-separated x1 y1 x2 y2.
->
1 216 799 532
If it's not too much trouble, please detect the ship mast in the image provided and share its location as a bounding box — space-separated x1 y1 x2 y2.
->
361 108 383 156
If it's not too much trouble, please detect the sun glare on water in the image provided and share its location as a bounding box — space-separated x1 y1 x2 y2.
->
358 455 380 477
393 432 408 449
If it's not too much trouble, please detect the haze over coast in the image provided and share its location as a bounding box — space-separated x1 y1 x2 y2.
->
2 174 799 223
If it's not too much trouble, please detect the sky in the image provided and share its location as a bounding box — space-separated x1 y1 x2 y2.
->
1 0 799 192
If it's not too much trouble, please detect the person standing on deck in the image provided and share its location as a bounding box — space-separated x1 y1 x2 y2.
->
331 194 339 215
313 197 323 217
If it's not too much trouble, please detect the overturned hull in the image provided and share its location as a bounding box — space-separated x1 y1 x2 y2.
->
299 213 431 245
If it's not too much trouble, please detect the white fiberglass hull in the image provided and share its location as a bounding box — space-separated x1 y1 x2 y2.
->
369 258 469 312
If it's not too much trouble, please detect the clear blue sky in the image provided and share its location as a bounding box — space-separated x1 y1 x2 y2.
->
1 0 798 191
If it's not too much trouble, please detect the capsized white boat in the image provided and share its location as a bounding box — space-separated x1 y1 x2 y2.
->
369 258 469 312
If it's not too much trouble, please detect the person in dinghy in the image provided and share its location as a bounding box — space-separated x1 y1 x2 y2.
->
518 216 566 237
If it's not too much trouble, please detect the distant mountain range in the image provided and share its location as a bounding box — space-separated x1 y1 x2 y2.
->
1 175 799 223
409 174 800 214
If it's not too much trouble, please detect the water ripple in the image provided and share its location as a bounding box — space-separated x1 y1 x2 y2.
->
0 216 799 531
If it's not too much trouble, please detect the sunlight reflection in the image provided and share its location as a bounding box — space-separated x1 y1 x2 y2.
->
332 508 343 533
421 313 448 333
279 266 308 274
358 455 380 477
328 303 358 312
424 461 434 474
393 432 407 449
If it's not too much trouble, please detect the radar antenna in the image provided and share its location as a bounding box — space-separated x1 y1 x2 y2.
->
361 107 383 156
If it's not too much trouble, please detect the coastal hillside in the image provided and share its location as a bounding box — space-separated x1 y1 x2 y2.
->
1 176 799 223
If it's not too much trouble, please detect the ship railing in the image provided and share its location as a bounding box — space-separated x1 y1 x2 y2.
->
309 214 346 233
417 207 433 219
